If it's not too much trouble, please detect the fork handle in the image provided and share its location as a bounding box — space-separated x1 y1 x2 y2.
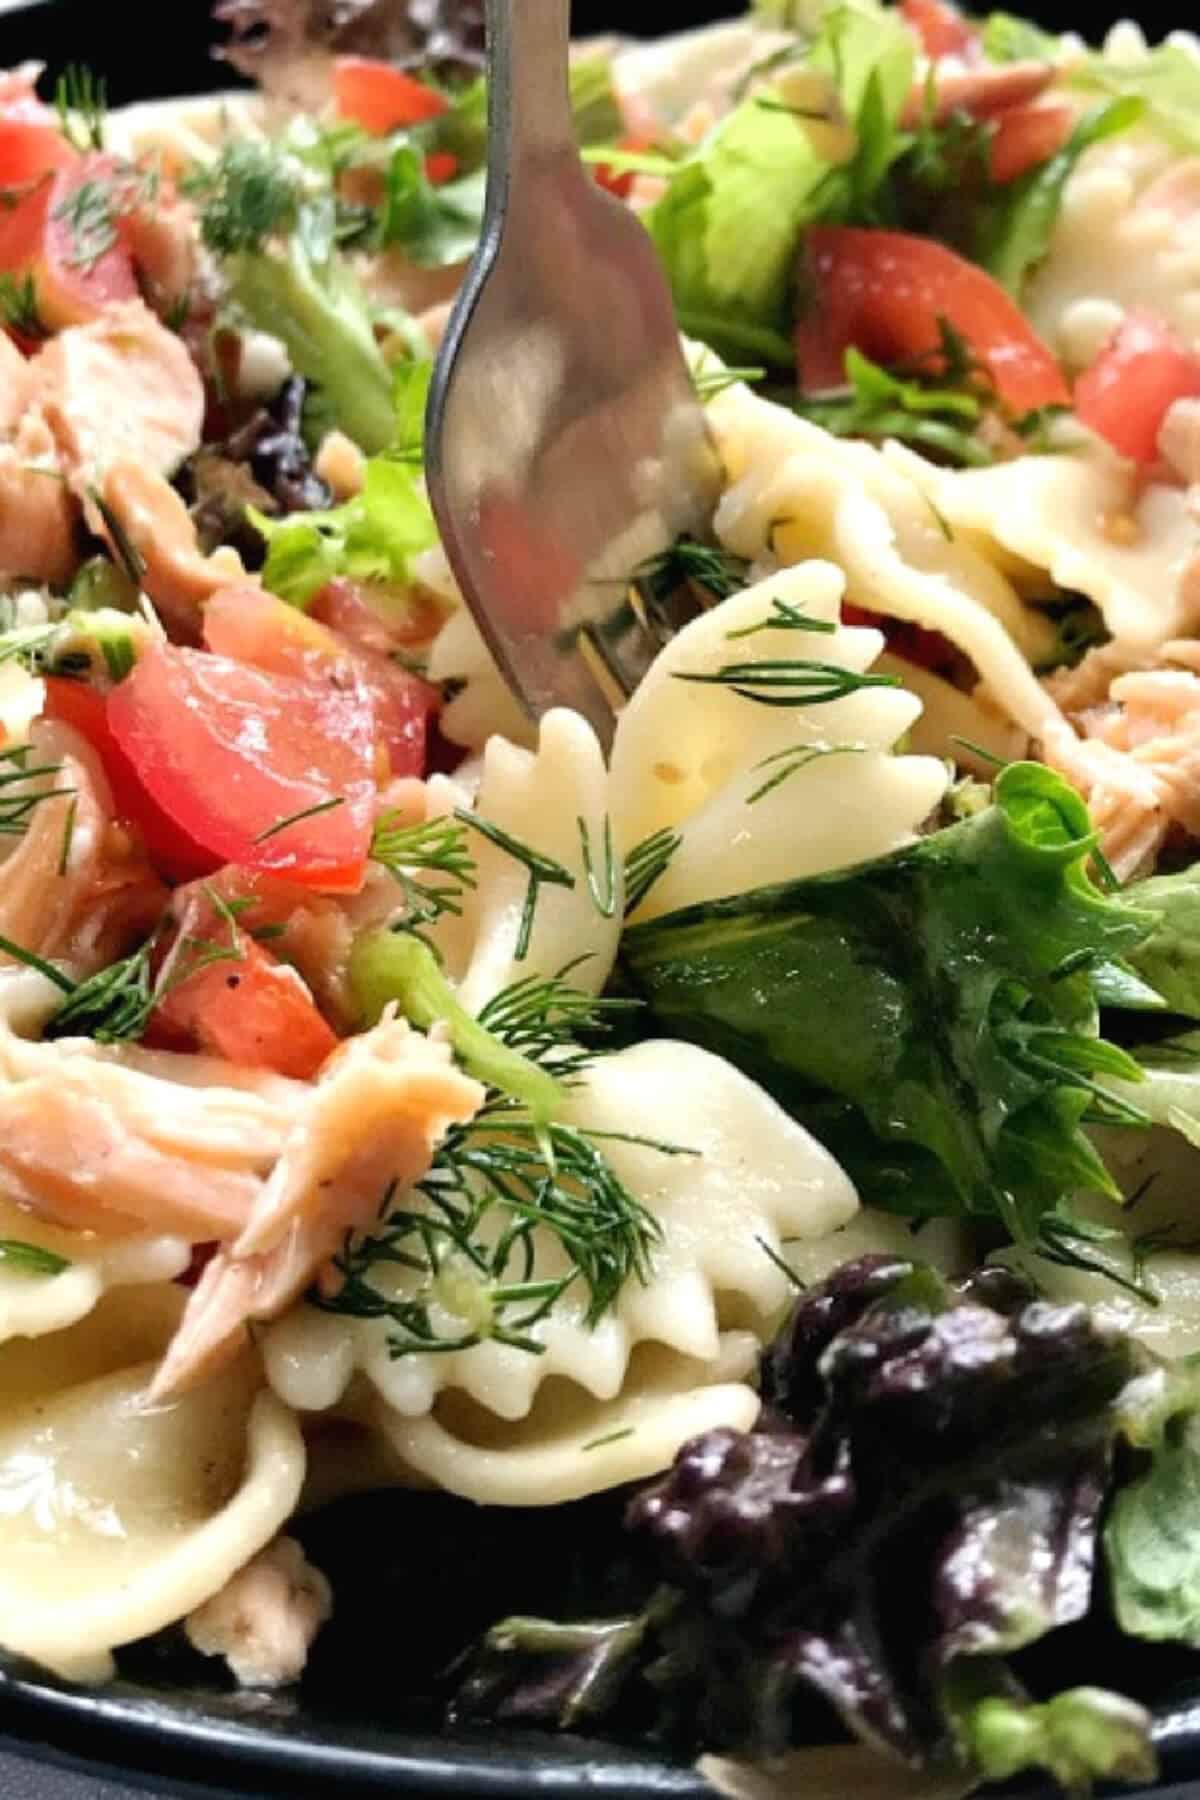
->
485 0 575 174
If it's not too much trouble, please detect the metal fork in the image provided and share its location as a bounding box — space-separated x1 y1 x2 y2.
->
425 0 722 749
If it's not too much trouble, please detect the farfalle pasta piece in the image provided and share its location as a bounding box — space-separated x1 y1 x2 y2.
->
609 565 947 920
425 707 620 1008
0 1283 304 1682
0 1194 189 1349
262 1038 858 1504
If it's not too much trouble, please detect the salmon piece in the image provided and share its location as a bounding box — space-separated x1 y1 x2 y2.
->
0 415 78 586
0 719 111 967
94 459 250 633
36 297 204 485
121 193 198 319
185 1536 332 1688
150 1018 484 1399
901 59 1055 126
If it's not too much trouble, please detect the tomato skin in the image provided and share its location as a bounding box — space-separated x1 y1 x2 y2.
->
593 136 654 201
204 586 436 780
424 150 458 185
842 604 957 675
901 0 978 58
333 57 449 133
0 153 139 330
0 117 76 187
153 912 337 1081
41 676 220 883
1074 310 1200 464
988 102 1074 184
107 646 379 893
796 226 1071 414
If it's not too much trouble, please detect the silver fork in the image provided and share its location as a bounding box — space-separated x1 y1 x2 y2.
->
425 0 722 749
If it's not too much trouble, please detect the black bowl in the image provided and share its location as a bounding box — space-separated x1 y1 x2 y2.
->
3 3 1200 1796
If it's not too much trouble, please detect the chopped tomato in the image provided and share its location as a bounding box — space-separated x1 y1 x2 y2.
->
424 150 459 185
333 57 449 134
205 587 436 780
1074 310 1200 464
41 676 220 883
988 102 1074 184
107 645 379 893
0 153 139 330
153 903 337 1081
842 604 958 675
593 136 654 201
0 117 76 188
901 0 978 58
796 227 1070 415
312 575 448 651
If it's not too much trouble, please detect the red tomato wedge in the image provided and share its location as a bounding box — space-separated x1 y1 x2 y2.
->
424 150 459 185
900 0 978 59
1074 310 1200 464
988 101 1074 184
42 676 220 883
0 117 76 187
333 57 449 134
153 899 337 1081
107 646 378 893
0 153 139 330
204 587 436 780
796 227 1071 414
593 136 655 200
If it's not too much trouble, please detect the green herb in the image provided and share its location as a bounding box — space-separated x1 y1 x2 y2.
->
631 539 750 609
184 140 302 254
0 1239 70 1277
1031 1205 1160 1306
795 342 995 467
54 64 106 153
755 1234 804 1288
0 745 73 839
475 963 640 1080
692 362 765 402
578 815 617 919
253 795 345 843
623 827 681 917
379 148 485 268
0 933 73 992
745 740 867 805
674 654 901 707
314 1109 661 1355
370 811 478 935
725 595 837 638
54 174 121 270
456 810 576 961
0 271 42 339
45 935 157 1044
581 1428 636 1452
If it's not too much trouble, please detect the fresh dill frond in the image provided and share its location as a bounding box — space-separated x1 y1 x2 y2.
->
0 271 43 339
0 745 72 838
183 140 303 255
371 811 478 935
254 795 345 843
54 174 122 270
1033 1208 1160 1307
632 539 750 610
745 741 867 806
45 935 158 1044
54 64 107 153
725 596 837 639
623 827 681 916
577 814 617 919
313 1113 664 1355
455 810 575 961
674 658 902 708
476 962 639 1078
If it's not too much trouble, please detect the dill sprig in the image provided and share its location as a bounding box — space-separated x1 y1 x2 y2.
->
0 271 43 339
674 658 902 708
313 1113 664 1356
0 745 72 837
1033 1208 1160 1307
623 827 681 917
632 539 750 610
746 741 867 806
254 796 345 843
54 174 122 270
725 596 837 639
0 1239 70 1276
183 140 303 256
578 814 617 919
693 363 764 402
371 812 478 934
54 65 106 153
455 810 575 961
476 962 639 1079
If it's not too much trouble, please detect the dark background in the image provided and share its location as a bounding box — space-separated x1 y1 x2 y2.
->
0 0 1186 103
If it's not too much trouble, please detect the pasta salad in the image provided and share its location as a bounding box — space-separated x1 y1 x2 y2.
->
1 1 1200 1792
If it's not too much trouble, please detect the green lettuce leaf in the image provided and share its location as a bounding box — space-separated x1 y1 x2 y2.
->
981 11 1064 61
944 1669 1156 1792
1072 41 1200 156
379 148 486 268
623 763 1154 1241
647 2 913 363
1123 862 1200 1020
1106 1372 1200 1644
250 456 436 606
